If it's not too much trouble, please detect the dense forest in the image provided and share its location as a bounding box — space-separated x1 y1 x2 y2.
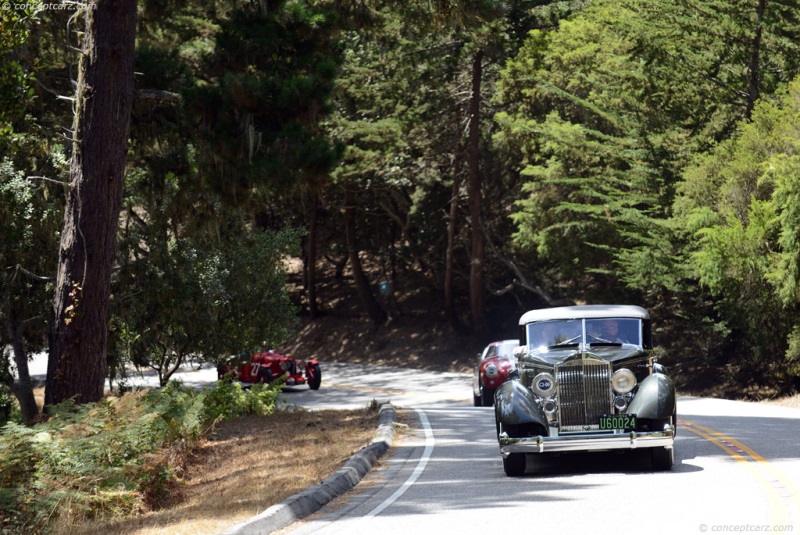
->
2 0 800 422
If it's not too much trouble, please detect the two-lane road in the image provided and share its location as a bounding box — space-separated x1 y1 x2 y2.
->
282 364 800 535
27 355 796 534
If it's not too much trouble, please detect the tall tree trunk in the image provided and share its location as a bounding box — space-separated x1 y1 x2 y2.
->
467 49 485 335
5 314 39 423
343 190 386 327
306 191 320 318
444 150 462 329
46 0 137 406
744 0 766 119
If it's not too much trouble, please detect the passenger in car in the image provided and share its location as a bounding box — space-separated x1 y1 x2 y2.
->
599 319 625 343
535 322 576 346
538 322 560 347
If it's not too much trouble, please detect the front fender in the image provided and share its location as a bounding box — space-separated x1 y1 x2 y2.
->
627 372 676 419
494 379 548 429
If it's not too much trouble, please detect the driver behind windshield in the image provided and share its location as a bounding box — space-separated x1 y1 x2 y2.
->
588 319 627 343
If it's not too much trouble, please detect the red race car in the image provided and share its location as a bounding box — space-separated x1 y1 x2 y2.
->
472 339 519 406
219 350 322 390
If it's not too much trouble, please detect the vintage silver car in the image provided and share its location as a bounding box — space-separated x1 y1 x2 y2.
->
495 305 676 476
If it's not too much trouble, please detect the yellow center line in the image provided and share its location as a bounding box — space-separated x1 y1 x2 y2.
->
682 419 800 497
681 418 798 526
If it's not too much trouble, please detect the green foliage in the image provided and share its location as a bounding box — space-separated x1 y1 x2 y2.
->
0 377 282 533
498 4 670 298
0 8 35 146
326 1 546 305
493 0 800 388
103 0 336 388
203 377 283 422
180 0 344 200
675 77 800 385
498 0 800 294
784 325 800 378
2 0 800 424
0 154 62 418
112 225 300 386
1 5 75 419
0 159 33 244
0 384 12 426
0 156 61 275
764 153 800 305
0 387 202 532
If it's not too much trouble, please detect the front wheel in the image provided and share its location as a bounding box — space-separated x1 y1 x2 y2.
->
257 368 274 384
672 405 678 437
481 385 496 407
503 453 526 477
307 363 322 390
651 446 674 470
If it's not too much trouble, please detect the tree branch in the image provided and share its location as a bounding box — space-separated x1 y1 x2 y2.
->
27 175 71 187
15 264 53 282
481 220 573 307
135 89 181 105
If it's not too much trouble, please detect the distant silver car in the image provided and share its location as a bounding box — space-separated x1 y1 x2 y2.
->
495 305 676 476
472 339 519 407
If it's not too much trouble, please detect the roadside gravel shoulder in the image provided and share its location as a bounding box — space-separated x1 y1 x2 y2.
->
221 402 398 535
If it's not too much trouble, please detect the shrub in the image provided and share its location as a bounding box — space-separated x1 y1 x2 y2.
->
202 376 283 422
0 377 284 533
0 385 12 425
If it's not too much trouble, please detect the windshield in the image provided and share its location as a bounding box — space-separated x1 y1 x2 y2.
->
526 318 641 350
482 340 519 359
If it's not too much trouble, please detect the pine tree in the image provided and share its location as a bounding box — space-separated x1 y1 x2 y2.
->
46 0 137 406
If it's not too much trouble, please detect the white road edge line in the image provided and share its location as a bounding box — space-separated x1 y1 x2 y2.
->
363 408 435 519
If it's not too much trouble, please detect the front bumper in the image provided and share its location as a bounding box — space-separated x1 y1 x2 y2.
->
499 426 674 454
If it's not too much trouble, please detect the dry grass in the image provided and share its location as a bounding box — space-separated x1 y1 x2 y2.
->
59 406 378 535
763 393 800 408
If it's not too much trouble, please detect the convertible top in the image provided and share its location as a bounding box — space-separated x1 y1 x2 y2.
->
518 304 649 325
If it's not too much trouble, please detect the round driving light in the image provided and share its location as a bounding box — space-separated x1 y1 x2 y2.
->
532 372 555 397
611 368 637 394
484 363 499 378
614 396 628 411
543 400 557 414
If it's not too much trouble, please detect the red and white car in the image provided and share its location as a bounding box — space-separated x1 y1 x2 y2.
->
219 349 322 390
472 339 519 406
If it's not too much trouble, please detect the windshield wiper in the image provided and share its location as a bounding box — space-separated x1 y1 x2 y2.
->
587 335 623 346
548 335 582 349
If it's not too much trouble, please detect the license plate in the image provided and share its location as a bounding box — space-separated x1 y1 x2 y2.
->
599 414 636 430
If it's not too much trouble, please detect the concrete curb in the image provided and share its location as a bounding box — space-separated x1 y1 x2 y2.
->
221 402 398 535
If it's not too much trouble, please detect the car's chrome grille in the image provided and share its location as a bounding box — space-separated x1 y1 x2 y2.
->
556 359 612 432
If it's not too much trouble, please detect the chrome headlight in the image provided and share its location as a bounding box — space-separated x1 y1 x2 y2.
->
484 363 499 378
611 368 637 394
532 372 555 397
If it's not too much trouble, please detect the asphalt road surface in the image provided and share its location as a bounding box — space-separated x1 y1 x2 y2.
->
279 364 800 535
20 356 800 534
